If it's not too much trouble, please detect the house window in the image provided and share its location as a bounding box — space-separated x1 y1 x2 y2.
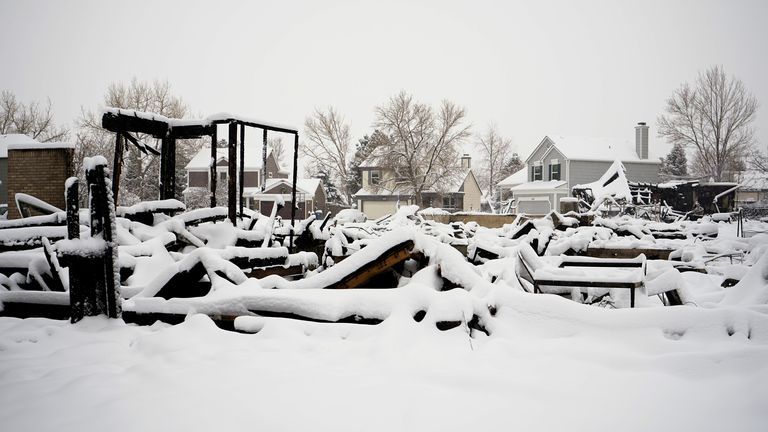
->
549 163 561 181
532 165 542 181
369 170 381 185
442 196 457 210
219 171 227 181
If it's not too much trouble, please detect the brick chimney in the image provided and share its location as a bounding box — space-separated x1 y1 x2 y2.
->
635 122 649 159
460 154 471 169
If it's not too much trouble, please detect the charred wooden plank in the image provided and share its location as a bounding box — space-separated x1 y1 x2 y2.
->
585 247 672 260
324 240 414 289
246 264 306 279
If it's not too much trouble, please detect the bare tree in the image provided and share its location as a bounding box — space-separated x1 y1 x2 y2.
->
302 107 353 204
0 90 69 142
268 136 288 168
373 91 470 206
475 124 515 195
658 66 758 181
76 78 202 204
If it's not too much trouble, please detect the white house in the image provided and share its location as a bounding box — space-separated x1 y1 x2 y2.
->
354 154 482 219
509 123 662 214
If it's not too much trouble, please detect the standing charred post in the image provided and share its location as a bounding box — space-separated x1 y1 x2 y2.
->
262 129 268 192
210 128 218 208
228 122 238 224
62 158 121 323
112 132 123 204
160 136 176 200
289 133 299 250
239 123 245 217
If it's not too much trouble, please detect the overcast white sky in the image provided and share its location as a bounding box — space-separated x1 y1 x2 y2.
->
1 0 766 160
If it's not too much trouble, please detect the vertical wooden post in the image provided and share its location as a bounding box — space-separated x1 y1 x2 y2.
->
160 137 176 200
66 178 79 240
168 137 176 200
262 129 268 192
228 122 238 225
239 123 245 216
289 133 299 250
112 132 123 204
210 128 217 208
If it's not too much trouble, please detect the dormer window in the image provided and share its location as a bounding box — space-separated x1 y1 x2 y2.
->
370 170 381 185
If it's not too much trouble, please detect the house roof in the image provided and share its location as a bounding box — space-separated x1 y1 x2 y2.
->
0 134 74 157
355 168 473 197
263 178 321 196
736 170 768 191
186 146 274 171
497 167 528 187
509 180 567 192
529 135 663 164
358 148 388 168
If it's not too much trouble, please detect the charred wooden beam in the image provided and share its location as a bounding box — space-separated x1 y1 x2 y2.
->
159 137 176 200
289 133 299 250
112 132 123 203
262 128 268 192
210 128 217 208
228 122 238 224
101 111 168 138
325 240 414 290
239 123 245 217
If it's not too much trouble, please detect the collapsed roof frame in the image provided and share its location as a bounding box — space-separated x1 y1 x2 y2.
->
101 109 302 249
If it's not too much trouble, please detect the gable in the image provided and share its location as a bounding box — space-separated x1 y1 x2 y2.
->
525 136 556 164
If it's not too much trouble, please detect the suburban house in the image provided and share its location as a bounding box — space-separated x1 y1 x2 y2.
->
354 153 482 219
506 123 662 214
184 147 325 219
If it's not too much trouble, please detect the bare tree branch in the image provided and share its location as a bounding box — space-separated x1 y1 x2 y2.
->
658 66 758 181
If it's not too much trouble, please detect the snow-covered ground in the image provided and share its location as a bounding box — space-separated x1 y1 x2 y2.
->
2 208 768 431
2 294 768 431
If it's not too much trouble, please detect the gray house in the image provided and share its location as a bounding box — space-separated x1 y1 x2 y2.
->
510 123 662 214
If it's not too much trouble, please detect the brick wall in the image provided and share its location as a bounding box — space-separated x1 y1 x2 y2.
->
7 148 74 219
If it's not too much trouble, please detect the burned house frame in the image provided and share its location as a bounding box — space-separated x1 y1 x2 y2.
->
101 109 302 248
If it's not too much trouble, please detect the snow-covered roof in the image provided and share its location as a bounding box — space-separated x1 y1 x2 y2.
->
736 170 768 191
497 167 528 187
358 148 388 169
264 178 321 196
509 180 567 192
185 147 273 171
354 185 414 197
532 135 663 164
0 134 74 158
436 168 472 193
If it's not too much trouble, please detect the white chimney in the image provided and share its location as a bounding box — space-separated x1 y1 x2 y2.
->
460 154 471 169
635 122 649 159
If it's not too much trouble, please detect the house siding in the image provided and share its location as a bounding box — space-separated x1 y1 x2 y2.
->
526 137 555 166
567 160 660 189
542 146 567 182
462 172 482 211
243 172 259 188
188 171 208 188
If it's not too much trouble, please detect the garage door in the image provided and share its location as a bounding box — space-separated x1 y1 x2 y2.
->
517 198 551 215
361 200 398 219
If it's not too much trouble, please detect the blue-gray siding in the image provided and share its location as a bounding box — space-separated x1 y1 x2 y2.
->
567 160 660 189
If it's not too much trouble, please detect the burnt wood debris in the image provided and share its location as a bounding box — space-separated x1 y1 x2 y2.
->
0 106 756 335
